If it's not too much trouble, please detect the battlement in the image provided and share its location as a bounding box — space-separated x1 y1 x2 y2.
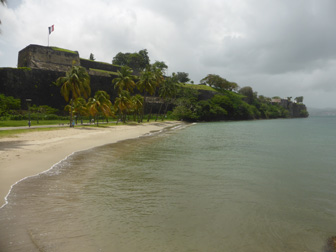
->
18 44 120 74
18 45 80 72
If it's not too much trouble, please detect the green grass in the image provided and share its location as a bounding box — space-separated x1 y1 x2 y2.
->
182 83 217 92
17 67 32 71
0 118 121 128
0 120 71 127
80 58 120 67
89 68 119 76
51 47 77 54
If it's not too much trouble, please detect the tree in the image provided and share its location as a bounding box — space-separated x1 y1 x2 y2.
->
137 66 164 121
156 74 179 121
295 96 304 103
112 52 128 66
238 86 254 104
146 65 164 121
130 94 144 122
137 67 156 121
112 49 150 72
55 65 91 127
88 91 113 126
175 72 190 83
152 61 168 74
200 74 238 91
138 49 150 69
89 53 95 61
114 90 131 123
73 97 88 124
0 93 20 116
112 66 137 94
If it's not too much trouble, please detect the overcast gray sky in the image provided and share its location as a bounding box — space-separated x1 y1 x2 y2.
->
1 0 336 108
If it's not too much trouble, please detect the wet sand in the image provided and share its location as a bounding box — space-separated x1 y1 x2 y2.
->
0 121 181 207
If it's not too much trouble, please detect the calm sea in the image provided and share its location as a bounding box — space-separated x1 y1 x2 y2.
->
1 117 336 252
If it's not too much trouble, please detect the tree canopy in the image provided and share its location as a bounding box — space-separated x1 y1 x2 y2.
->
55 65 91 126
0 93 20 116
152 61 168 74
112 49 150 72
200 74 239 91
175 72 190 83
89 53 95 61
238 86 255 105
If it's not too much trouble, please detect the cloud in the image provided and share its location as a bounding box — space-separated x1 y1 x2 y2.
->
1 0 336 108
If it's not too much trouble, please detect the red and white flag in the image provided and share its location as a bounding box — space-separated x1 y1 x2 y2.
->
48 25 54 35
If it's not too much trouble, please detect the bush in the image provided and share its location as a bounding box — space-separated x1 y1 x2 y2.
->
0 94 21 117
10 115 24 120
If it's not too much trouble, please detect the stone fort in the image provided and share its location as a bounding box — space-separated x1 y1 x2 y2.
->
0 44 122 109
18 44 121 75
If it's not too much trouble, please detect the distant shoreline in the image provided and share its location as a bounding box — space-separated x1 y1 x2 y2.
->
0 121 183 207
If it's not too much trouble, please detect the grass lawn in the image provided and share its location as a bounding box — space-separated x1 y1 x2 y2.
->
182 83 217 92
0 120 72 127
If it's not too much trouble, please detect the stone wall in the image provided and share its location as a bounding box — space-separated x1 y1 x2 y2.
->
0 67 66 109
18 44 80 72
0 67 118 110
17 44 122 75
80 58 120 73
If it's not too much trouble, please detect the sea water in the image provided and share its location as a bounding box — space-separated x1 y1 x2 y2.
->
0 117 336 252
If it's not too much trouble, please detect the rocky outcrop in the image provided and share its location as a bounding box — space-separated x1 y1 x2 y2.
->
290 103 308 117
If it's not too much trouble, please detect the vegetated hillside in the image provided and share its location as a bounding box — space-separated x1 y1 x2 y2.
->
171 83 308 122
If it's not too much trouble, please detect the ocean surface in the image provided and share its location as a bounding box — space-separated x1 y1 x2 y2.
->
1 117 336 252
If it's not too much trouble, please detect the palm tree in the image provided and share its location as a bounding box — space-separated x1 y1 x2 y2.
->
55 65 91 127
146 66 164 121
137 67 156 122
114 90 131 123
88 91 113 126
73 97 88 124
130 94 144 122
112 66 137 94
151 65 164 87
157 74 179 121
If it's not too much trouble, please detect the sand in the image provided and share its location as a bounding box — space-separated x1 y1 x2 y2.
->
0 121 182 207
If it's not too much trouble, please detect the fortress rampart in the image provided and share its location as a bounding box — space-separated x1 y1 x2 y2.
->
1 44 308 117
18 44 120 74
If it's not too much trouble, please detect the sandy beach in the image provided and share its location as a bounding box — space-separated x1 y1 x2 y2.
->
0 121 182 207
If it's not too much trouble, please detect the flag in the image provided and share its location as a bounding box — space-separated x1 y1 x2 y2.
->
48 25 54 35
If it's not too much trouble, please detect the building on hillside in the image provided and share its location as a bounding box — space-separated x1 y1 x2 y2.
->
271 98 290 108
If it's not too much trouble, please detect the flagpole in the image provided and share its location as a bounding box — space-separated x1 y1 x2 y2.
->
48 25 54 47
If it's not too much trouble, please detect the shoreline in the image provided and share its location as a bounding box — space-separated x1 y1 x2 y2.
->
0 121 183 207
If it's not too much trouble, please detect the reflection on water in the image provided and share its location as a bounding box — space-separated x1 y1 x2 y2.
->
1 118 336 251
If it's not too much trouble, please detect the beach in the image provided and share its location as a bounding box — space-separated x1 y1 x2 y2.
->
0 121 181 207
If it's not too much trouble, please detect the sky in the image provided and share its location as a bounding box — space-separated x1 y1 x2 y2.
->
1 0 336 109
